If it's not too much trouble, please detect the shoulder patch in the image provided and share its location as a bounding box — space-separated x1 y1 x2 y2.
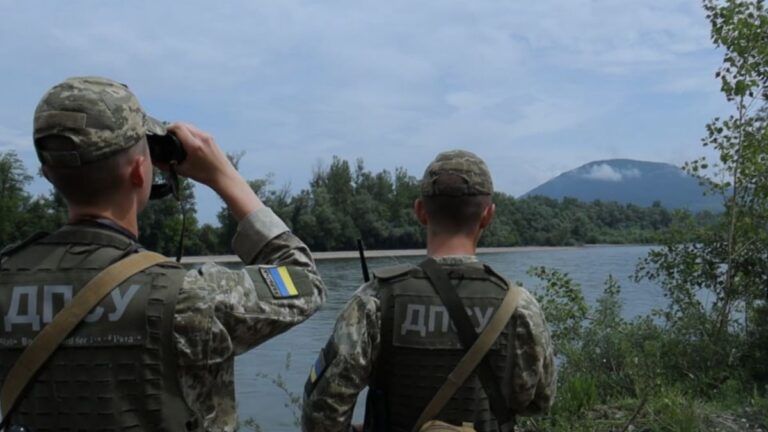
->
372 263 416 281
259 266 300 299
304 339 338 396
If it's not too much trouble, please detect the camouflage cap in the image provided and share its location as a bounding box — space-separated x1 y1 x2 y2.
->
33 76 166 167
420 149 493 196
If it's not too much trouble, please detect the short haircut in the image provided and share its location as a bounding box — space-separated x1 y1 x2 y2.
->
422 194 492 236
39 135 147 207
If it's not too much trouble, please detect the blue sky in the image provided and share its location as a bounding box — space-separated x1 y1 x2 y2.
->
0 0 729 224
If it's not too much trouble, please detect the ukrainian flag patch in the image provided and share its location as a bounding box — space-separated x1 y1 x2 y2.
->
305 341 337 396
259 266 299 299
309 351 326 384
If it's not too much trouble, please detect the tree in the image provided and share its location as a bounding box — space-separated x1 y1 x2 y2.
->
637 0 768 387
138 172 200 257
0 151 32 247
22 189 68 237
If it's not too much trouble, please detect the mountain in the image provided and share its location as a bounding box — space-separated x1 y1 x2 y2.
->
523 159 723 212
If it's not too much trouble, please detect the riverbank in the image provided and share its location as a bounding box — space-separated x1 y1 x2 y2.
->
180 245 590 264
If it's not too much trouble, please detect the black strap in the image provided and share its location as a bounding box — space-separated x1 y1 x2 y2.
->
419 258 511 429
364 282 393 432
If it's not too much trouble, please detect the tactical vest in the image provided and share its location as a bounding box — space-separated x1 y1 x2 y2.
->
373 262 515 432
0 224 199 431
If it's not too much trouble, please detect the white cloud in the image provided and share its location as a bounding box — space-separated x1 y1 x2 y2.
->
581 164 641 182
0 0 728 223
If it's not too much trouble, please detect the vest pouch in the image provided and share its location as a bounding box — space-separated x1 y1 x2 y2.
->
420 420 477 432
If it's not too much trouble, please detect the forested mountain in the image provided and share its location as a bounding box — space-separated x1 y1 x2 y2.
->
524 159 723 212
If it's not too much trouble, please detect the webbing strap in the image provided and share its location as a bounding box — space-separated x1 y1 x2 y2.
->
0 251 169 427
412 283 520 431
417 259 513 431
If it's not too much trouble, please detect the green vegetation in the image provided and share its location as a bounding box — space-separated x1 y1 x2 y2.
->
521 269 767 431
0 151 716 255
519 1 768 430
1 1 766 431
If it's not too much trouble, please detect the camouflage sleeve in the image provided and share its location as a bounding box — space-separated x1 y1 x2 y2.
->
301 282 381 432
507 288 557 415
174 207 326 363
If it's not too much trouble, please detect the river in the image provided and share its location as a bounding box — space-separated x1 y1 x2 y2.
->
232 245 661 430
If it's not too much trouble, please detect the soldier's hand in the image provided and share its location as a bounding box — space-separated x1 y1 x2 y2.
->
166 123 235 186
167 122 263 220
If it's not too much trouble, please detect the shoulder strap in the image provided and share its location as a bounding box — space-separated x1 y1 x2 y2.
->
418 258 511 429
412 272 521 432
0 232 49 270
0 251 170 427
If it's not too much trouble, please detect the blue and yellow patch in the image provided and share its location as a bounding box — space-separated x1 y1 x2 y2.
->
309 351 326 384
304 341 337 395
259 266 299 299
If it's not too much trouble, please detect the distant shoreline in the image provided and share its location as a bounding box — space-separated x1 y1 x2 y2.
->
181 244 651 264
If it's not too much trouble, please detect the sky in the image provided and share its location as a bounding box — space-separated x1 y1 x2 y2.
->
0 0 730 224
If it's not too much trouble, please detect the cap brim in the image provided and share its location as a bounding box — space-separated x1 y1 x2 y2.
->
144 115 167 136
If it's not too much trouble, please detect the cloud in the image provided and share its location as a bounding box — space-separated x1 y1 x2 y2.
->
581 164 642 182
511 0 711 75
0 0 728 223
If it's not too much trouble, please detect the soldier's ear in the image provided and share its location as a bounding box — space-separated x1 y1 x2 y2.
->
128 155 149 189
479 203 495 229
414 198 428 226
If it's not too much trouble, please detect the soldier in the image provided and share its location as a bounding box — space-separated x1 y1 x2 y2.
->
0 76 326 431
302 150 556 432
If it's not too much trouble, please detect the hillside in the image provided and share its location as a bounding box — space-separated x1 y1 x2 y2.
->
524 159 723 212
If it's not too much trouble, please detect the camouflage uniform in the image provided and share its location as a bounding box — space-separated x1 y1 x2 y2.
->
175 208 325 431
1 77 326 431
302 151 556 432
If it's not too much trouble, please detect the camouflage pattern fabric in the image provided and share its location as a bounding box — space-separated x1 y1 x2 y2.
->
33 76 165 166
301 256 556 432
175 207 326 431
420 150 494 196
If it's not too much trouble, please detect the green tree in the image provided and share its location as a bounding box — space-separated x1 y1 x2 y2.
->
0 151 33 247
138 173 200 257
22 189 68 236
637 0 768 388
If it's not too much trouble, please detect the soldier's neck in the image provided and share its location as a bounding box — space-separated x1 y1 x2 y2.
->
426 233 477 258
68 207 139 237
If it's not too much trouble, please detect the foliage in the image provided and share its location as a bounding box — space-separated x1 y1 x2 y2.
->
523 268 768 432
171 159 718 253
522 6 768 429
138 172 209 257
636 0 768 390
0 151 712 255
0 152 67 246
0 151 33 245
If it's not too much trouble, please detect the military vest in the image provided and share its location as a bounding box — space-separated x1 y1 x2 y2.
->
373 262 514 432
0 224 199 431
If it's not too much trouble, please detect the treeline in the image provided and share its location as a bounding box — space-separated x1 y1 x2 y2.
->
0 152 718 256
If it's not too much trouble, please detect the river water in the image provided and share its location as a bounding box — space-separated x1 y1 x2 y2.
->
233 245 661 430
